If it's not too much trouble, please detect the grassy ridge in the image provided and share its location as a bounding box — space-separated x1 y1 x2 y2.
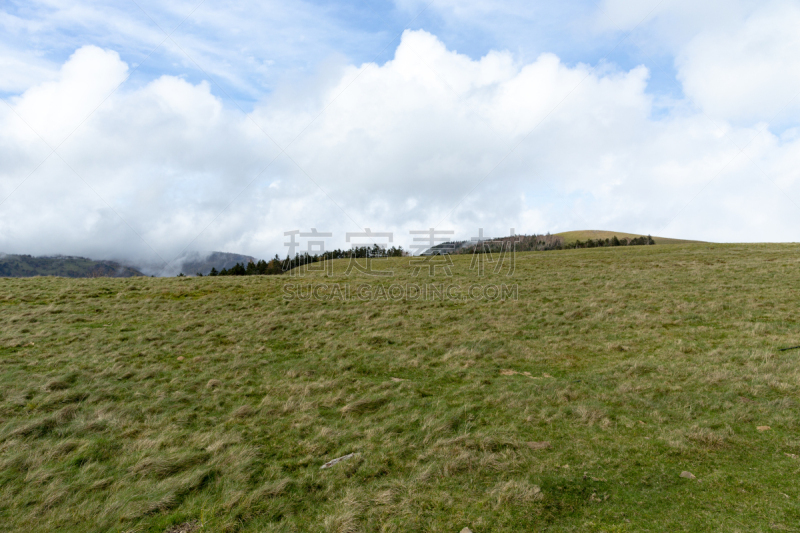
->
554 230 703 245
2 244 800 532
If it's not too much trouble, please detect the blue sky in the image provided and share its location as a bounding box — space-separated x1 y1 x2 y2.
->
2 1 800 269
1 0 684 104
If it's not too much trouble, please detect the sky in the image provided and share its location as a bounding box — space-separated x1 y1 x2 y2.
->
2 0 800 272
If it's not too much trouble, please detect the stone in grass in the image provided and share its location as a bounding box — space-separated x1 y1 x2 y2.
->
680 471 696 479
757 426 771 432
527 441 551 450
320 453 357 469
460 528 474 533
177 356 185 361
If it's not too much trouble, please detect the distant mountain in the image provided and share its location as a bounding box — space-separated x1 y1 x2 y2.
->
174 251 258 276
0 254 144 278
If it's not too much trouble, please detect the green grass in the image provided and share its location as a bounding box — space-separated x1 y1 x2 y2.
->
2 244 800 532
554 230 703 245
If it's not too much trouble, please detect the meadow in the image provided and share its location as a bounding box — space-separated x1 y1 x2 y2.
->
2 243 800 532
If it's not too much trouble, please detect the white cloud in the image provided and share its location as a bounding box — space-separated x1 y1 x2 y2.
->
594 0 764 43
593 0 800 126
10 46 128 147
2 26 800 271
677 2 800 125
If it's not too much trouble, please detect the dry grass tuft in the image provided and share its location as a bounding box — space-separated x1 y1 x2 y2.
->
231 405 254 418
44 379 71 392
324 512 361 533
131 452 209 479
340 396 389 415
491 480 544 507
686 426 730 448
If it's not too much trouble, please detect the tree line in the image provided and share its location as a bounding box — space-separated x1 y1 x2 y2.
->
182 235 656 277
190 245 406 277
564 235 655 249
452 233 656 254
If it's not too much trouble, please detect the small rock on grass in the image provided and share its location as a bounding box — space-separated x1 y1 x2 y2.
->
460 528 474 533
320 452 357 469
757 426 771 432
177 356 185 361
680 471 696 479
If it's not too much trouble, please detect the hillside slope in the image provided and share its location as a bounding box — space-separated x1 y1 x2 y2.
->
554 230 703 245
2 244 800 531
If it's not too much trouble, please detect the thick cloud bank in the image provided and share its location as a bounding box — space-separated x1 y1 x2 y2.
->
2 25 800 267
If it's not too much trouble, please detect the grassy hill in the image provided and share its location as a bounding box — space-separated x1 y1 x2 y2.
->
0 254 144 278
2 244 800 531
554 230 703 245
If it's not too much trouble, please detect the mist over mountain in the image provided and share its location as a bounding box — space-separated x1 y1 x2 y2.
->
169 251 259 277
133 251 261 277
0 251 264 278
